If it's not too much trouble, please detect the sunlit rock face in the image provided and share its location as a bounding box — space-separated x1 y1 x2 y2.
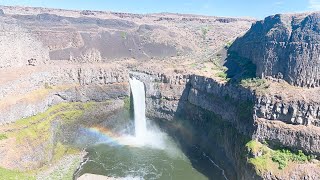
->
0 5 253 64
230 13 320 87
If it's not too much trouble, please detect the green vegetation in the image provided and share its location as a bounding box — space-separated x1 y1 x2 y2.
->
124 96 130 110
213 64 228 80
240 78 269 89
1 102 99 180
225 41 233 48
209 57 229 81
246 140 314 174
52 142 79 162
0 167 35 180
271 149 311 169
8 102 93 144
0 133 8 141
1 100 125 180
216 71 227 79
191 63 197 68
44 82 52 89
121 31 127 39
201 27 209 40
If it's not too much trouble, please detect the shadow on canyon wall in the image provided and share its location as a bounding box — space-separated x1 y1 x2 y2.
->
223 47 257 83
155 80 260 180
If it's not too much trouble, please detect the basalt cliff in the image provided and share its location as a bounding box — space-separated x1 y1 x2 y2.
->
0 5 320 180
230 13 320 87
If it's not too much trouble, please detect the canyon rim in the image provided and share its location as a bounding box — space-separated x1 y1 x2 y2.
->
0 3 319 180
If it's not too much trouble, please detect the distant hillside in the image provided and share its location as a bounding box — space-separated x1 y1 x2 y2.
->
0 5 254 68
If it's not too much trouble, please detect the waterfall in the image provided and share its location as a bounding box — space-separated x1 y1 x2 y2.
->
129 77 147 143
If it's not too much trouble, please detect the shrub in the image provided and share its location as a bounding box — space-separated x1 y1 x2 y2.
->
44 82 52 89
201 27 209 39
271 151 288 169
246 140 314 172
121 32 127 39
248 156 269 173
216 71 227 79
240 78 268 89
290 150 309 162
225 41 233 48
124 96 130 110
0 134 7 140
191 63 197 68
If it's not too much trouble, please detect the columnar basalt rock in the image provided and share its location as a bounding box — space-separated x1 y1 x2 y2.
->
132 70 320 179
255 95 320 126
230 13 320 87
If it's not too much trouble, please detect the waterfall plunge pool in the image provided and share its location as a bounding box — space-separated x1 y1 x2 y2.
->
71 112 227 180
67 77 228 180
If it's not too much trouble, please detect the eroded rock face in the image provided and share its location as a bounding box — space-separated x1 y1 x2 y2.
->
0 23 49 68
255 95 320 126
254 118 320 156
230 13 320 87
131 70 320 151
0 65 129 124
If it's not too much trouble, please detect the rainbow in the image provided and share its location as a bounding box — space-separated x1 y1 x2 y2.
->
81 125 140 147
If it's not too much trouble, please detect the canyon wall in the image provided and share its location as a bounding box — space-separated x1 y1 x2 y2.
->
131 70 320 179
1 6 320 179
131 71 257 179
0 65 129 124
229 13 320 87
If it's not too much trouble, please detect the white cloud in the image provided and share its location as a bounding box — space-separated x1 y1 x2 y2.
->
309 0 320 10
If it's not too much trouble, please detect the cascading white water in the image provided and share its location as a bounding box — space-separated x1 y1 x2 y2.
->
129 77 147 143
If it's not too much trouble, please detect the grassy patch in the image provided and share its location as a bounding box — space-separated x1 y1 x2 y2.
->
191 63 197 68
0 134 8 141
124 96 130 110
201 26 209 40
7 102 94 144
225 41 233 48
0 167 35 180
120 31 127 39
1 101 111 179
216 71 227 79
240 78 268 88
210 59 229 81
52 142 79 162
44 82 52 89
248 155 274 174
246 140 314 174
246 140 269 155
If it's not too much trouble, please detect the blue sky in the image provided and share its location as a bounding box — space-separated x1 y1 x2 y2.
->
0 0 319 19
